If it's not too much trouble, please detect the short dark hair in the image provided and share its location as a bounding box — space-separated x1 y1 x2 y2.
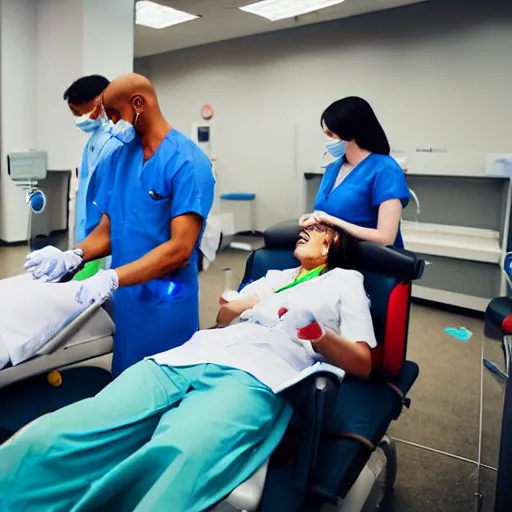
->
63 75 110 105
321 96 390 155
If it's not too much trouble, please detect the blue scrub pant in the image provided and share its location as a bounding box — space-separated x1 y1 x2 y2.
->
0 361 292 512
111 288 200 377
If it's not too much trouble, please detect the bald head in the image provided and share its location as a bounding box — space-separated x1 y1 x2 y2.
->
102 73 163 134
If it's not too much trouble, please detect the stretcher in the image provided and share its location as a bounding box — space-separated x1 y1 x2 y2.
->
218 221 424 512
0 305 114 391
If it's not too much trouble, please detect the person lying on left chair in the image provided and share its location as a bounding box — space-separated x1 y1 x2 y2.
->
0 223 376 512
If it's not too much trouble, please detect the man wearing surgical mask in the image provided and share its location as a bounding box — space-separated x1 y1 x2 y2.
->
27 73 215 376
63 75 123 279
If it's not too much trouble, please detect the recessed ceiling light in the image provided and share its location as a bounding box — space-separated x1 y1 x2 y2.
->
135 1 199 30
239 0 346 22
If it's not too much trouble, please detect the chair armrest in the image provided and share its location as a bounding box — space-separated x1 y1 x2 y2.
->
283 372 341 489
315 375 339 430
225 459 270 511
486 297 512 339
224 376 338 511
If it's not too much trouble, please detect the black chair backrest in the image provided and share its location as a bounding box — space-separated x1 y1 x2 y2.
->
241 221 424 376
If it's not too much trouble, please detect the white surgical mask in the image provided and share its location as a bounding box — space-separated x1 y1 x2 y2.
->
326 138 347 159
75 111 107 133
110 119 137 143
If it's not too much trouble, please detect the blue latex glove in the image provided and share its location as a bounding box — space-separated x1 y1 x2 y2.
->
75 269 119 307
25 246 83 283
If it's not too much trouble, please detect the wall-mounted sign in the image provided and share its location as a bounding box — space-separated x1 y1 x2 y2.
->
201 104 214 120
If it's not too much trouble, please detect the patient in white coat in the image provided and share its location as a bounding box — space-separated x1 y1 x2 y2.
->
0 274 87 369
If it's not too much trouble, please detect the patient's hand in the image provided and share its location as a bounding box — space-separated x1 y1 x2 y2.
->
219 290 241 305
216 295 258 327
278 308 326 356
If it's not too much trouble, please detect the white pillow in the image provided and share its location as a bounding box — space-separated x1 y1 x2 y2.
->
0 274 87 367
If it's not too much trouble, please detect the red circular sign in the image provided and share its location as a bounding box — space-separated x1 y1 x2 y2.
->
201 104 214 120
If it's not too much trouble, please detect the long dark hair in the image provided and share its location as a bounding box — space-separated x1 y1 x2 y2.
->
321 96 390 155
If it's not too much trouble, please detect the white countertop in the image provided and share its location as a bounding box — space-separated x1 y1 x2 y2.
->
402 221 502 264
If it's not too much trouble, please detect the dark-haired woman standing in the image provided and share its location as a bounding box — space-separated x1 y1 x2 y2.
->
301 97 410 248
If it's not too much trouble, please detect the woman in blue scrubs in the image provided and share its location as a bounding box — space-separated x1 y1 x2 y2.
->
302 96 410 248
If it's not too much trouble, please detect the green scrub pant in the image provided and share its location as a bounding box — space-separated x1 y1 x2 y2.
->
0 360 292 512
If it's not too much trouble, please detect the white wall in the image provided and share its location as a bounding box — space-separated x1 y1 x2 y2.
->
0 0 38 242
82 0 134 79
37 0 135 172
0 0 134 242
36 0 85 172
136 0 512 231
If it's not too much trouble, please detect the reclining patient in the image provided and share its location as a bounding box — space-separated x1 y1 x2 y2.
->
0 223 376 512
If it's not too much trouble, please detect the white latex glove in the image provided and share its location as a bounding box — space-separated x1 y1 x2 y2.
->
75 269 119 307
278 307 326 357
25 246 84 283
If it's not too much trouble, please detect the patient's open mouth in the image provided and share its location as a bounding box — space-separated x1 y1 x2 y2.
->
296 231 310 246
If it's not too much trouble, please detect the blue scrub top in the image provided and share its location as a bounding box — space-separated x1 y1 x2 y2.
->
75 123 122 243
94 128 215 375
314 154 410 248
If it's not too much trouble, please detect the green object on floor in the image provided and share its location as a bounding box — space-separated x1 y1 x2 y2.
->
73 260 104 281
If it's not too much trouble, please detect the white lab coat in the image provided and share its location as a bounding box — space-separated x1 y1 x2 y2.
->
152 267 377 393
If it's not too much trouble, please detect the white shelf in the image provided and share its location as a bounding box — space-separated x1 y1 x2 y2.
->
402 221 502 264
406 171 508 179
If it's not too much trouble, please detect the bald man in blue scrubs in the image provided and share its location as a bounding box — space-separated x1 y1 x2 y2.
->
25 73 215 375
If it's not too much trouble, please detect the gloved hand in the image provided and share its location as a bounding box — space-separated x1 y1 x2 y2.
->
25 246 84 283
278 307 326 356
75 269 119 307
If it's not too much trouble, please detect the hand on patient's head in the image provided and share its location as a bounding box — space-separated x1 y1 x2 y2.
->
299 213 317 228
299 211 330 228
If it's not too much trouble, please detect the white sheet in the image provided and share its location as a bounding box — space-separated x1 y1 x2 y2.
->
0 274 88 368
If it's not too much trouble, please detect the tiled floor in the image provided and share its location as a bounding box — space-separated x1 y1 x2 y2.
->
0 238 499 511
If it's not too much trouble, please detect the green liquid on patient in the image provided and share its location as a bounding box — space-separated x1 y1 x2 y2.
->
73 260 103 281
275 265 325 293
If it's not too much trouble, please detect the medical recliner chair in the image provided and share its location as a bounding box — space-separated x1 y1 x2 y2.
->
221 221 424 512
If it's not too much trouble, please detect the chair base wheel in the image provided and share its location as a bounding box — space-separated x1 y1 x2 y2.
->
361 435 397 511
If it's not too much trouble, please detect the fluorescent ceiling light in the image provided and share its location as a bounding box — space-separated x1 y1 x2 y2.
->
239 0 346 22
136 1 199 30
